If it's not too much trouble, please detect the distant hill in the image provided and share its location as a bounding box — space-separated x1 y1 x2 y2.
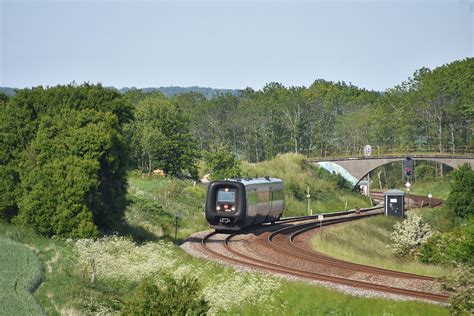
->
0 87 16 96
0 86 240 99
118 86 240 99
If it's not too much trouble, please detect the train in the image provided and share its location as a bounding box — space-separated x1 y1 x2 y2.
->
205 177 285 231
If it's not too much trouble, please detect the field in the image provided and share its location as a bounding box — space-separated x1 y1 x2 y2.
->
0 236 44 315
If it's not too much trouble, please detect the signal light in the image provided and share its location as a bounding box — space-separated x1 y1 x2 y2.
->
405 168 412 177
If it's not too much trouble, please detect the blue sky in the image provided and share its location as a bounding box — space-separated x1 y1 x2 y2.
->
1 0 472 91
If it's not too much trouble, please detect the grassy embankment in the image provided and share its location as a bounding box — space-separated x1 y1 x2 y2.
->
312 178 455 277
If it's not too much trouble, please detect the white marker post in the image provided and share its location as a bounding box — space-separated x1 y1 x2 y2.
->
306 186 311 216
318 214 324 235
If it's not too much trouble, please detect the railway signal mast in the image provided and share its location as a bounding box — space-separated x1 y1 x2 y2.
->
403 157 414 209
403 156 414 180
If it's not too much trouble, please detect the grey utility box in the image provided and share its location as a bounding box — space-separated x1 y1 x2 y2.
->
384 189 405 218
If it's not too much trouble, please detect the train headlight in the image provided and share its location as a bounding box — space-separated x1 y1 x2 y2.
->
225 188 229 192
231 206 235 211
216 206 221 211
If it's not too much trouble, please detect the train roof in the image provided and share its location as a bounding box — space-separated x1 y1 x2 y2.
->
227 177 283 186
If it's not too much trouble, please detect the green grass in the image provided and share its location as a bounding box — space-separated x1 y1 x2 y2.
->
236 281 449 315
0 236 44 315
311 216 452 277
407 177 453 200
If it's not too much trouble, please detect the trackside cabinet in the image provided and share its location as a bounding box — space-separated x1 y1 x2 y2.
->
384 189 405 218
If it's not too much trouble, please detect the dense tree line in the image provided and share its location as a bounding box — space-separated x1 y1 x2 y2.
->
125 58 472 168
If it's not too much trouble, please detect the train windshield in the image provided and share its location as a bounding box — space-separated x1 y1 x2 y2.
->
217 190 235 203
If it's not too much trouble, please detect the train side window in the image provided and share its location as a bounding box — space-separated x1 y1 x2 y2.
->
257 191 270 203
247 191 257 204
272 190 284 201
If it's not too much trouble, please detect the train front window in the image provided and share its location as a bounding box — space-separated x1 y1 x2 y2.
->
217 190 235 203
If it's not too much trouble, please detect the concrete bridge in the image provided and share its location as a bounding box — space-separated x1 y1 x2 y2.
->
307 155 474 184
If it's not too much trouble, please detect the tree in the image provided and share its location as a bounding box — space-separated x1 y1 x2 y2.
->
131 94 199 178
206 144 242 180
447 163 474 218
1 84 131 236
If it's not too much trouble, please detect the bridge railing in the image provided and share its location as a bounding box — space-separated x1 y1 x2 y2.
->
307 146 474 160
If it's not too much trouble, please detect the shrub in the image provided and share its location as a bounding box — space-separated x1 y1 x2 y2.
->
442 265 474 315
447 164 474 218
420 220 474 266
390 213 432 259
122 276 209 315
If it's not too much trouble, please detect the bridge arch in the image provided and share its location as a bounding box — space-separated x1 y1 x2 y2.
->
309 155 474 185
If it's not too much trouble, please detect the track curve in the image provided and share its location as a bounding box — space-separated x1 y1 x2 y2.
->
196 194 448 303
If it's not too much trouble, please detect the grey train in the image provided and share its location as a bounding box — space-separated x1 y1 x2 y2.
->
205 177 284 231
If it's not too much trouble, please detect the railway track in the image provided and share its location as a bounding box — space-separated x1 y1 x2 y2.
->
198 195 448 303
370 191 443 208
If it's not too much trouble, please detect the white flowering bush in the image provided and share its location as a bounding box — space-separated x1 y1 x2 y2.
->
390 213 432 258
74 236 178 282
73 236 283 314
